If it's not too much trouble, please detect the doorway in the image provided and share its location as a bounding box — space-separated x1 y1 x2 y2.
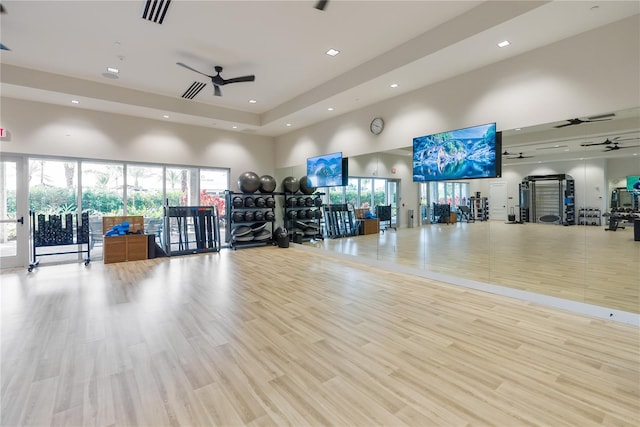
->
0 155 28 268
489 181 508 221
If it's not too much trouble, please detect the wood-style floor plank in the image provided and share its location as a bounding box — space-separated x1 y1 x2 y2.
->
1 244 639 426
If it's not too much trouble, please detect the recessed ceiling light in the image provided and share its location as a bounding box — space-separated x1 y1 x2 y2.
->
286 123 292 127
326 48 340 57
497 40 511 48
515 128 521 131
248 99 257 104
232 125 238 129
163 115 169 119
390 83 399 88
327 107 334 111
107 67 119 74
71 100 79 104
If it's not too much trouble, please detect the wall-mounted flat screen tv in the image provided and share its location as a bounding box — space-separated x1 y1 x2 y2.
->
412 122 501 182
627 175 640 193
307 151 344 187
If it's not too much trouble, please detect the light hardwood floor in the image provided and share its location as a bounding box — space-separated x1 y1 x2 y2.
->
1 246 639 426
310 221 640 314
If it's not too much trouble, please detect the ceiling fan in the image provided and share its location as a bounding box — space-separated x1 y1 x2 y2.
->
580 136 639 147
315 1 329 11
603 142 640 152
506 153 535 159
554 115 613 128
176 62 255 97
0 3 9 51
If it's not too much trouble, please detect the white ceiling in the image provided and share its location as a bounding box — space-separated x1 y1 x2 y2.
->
1 0 639 154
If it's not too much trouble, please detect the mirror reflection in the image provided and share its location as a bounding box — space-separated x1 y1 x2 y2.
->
277 108 640 314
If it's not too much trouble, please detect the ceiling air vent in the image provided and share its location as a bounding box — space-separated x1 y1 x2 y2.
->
141 0 171 24
182 82 206 100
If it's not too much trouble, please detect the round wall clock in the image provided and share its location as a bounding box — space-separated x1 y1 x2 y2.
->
370 117 384 135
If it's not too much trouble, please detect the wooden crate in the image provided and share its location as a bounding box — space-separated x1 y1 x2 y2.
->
361 218 379 235
102 216 147 264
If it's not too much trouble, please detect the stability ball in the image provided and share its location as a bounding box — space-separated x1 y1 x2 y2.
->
238 171 260 193
282 176 300 193
299 176 317 195
259 175 277 193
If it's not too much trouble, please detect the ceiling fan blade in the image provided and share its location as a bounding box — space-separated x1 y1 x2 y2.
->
580 141 606 146
0 43 10 51
0 4 6 14
220 75 255 85
315 1 329 11
553 123 574 128
213 85 222 97
176 62 213 79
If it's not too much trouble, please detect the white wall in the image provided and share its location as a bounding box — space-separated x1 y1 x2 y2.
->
0 98 276 192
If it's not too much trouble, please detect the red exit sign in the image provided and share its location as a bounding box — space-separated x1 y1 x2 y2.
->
0 128 5 138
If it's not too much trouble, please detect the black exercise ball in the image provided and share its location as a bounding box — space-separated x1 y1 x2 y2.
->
255 197 266 207
287 197 297 207
232 196 243 208
259 175 277 193
297 197 306 207
265 211 275 221
297 210 307 219
265 197 275 208
287 210 298 220
244 197 255 208
305 197 314 207
282 176 300 193
299 176 317 195
244 211 254 222
254 211 264 221
238 171 260 193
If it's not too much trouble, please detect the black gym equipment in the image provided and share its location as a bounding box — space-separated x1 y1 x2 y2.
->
259 175 277 193
232 196 243 208
299 175 317 195
519 174 575 225
255 196 266 207
244 197 255 208
164 205 221 256
265 197 276 208
238 171 261 193
28 211 91 271
282 176 300 193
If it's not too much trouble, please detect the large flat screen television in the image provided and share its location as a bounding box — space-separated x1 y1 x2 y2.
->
307 151 344 187
627 175 640 193
412 122 501 182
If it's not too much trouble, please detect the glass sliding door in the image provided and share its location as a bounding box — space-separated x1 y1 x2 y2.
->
28 158 80 264
81 161 125 259
0 156 27 268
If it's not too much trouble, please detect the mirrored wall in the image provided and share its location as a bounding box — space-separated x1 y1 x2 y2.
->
276 108 640 314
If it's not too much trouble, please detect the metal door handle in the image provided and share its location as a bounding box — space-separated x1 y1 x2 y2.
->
17 216 24 225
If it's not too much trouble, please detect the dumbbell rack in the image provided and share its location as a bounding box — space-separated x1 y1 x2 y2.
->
578 207 602 226
283 193 324 243
225 191 278 249
28 211 91 272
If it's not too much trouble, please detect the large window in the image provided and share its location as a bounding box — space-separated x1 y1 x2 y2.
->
127 164 164 218
26 157 229 263
427 181 470 210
